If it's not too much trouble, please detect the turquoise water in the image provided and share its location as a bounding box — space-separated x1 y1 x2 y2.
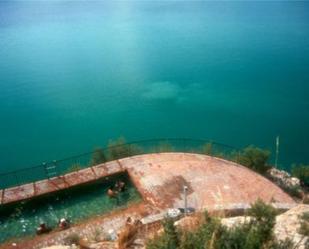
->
0 173 141 243
0 1 308 172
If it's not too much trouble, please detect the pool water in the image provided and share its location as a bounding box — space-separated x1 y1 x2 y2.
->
0 172 141 244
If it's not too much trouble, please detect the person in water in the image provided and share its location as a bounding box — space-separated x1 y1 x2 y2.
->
115 180 126 192
36 223 51 235
58 218 70 230
107 187 118 198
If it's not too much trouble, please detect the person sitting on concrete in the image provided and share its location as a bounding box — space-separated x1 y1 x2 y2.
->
58 218 70 230
126 217 133 225
36 223 51 235
107 187 117 198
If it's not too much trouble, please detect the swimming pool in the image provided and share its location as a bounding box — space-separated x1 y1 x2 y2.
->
0 172 141 244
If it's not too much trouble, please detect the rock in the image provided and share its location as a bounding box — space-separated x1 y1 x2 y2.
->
107 229 118 241
88 241 117 249
167 208 181 218
220 205 309 248
274 204 309 249
268 168 301 190
303 194 309 204
221 216 252 228
174 216 199 230
41 246 77 249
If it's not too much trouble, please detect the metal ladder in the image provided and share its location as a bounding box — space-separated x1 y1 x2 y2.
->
44 161 58 179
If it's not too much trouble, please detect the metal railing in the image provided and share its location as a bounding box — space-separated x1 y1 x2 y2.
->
0 138 240 190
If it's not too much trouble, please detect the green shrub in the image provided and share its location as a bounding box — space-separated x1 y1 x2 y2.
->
64 233 81 245
281 184 303 199
90 147 106 165
107 137 143 160
215 224 249 249
146 200 292 249
155 142 174 153
179 231 196 249
66 163 82 173
147 218 179 249
246 199 277 244
292 165 309 187
238 146 271 174
268 239 295 249
147 235 168 249
299 212 309 237
162 218 179 249
201 143 213 155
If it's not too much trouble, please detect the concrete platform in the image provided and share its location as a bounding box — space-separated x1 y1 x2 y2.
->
0 153 295 210
120 153 296 211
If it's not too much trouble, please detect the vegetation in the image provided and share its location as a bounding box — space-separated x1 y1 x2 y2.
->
146 200 294 249
107 137 143 160
292 165 309 187
283 185 303 199
238 145 271 174
299 212 309 237
118 223 139 249
92 228 103 242
200 142 238 162
155 142 174 153
90 147 106 165
298 212 309 249
64 233 81 245
147 218 180 249
63 137 306 202
201 142 213 155
66 163 82 173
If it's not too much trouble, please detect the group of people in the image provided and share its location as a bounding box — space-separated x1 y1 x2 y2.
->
36 180 127 235
107 180 126 198
36 218 70 235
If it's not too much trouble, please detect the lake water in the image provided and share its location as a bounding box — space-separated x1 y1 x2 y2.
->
0 1 308 173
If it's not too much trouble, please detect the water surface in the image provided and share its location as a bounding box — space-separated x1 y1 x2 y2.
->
0 1 308 172
0 173 140 243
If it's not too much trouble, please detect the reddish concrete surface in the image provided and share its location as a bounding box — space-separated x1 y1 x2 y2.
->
2 183 35 204
1 161 124 205
1 153 295 210
0 153 297 248
120 153 296 211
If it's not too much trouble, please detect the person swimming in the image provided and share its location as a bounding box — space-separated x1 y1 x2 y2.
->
36 223 51 235
115 180 126 192
107 187 117 198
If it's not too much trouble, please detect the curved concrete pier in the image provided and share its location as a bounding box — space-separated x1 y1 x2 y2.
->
120 153 295 211
1 153 295 211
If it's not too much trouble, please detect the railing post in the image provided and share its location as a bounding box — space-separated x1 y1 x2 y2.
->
43 162 48 179
237 151 241 163
14 172 19 186
53 160 58 177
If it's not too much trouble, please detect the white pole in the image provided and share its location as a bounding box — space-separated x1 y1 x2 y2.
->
184 185 188 216
275 136 280 168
